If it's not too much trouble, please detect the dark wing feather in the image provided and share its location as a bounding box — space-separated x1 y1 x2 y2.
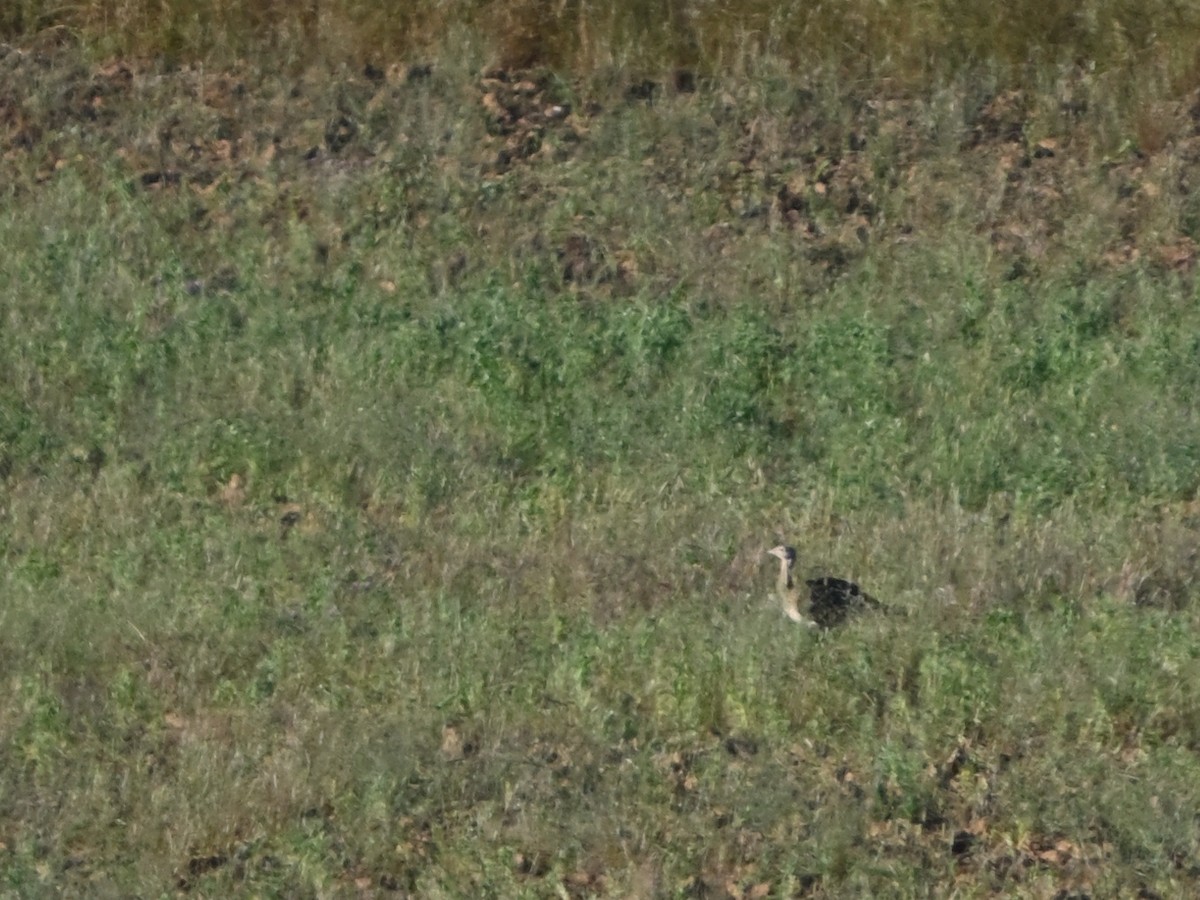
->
805 576 883 628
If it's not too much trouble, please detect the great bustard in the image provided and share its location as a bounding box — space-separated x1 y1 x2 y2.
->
768 545 883 627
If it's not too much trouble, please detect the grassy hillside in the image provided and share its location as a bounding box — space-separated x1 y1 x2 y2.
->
2 19 1200 898
6 0 1200 93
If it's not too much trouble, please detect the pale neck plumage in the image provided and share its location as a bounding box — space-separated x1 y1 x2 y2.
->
776 555 806 622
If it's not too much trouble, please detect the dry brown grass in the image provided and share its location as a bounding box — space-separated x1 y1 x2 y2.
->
6 0 1200 100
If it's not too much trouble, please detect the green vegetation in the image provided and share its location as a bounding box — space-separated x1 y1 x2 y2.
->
3 8 1200 896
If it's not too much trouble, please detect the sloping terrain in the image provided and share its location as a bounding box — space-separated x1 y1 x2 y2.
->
3 35 1200 897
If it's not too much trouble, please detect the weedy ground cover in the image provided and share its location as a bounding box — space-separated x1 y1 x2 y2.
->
3 8 1200 896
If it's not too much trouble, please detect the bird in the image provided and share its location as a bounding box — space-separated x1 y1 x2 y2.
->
767 544 884 627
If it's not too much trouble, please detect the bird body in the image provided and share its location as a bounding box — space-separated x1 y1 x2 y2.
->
804 575 882 628
768 545 882 627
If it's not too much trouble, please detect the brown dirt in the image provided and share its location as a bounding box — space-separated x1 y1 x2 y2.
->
5 46 1200 301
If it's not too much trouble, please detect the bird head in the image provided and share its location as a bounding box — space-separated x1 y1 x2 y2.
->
768 545 797 567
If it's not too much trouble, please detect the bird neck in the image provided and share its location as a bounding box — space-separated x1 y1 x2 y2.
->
776 557 793 592
783 604 808 623
777 558 804 621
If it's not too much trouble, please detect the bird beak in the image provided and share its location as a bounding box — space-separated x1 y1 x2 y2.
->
767 546 786 560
